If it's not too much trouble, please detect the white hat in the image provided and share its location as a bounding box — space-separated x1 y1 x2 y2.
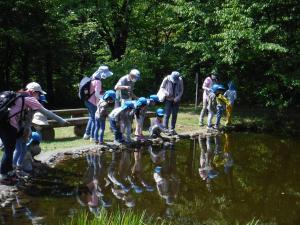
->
129 69 140 78
26 82 47 94
32 112 49 126
92 65 113 79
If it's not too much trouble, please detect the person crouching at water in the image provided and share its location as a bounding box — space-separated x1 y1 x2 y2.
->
94 90 116 144
22 132 42 174
149 108 169 138
134 97 148 141
0 82 67 184
109 101 135 145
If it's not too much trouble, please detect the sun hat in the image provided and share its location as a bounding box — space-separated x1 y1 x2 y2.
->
26 82 47 94
32 112 49 126
92 65 113 79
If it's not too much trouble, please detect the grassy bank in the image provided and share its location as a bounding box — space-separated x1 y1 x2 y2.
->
1 105 298 158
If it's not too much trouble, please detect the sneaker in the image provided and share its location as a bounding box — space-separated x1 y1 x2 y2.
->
16 169 30 179
83 134 90 140
170 129 177 135
90 137 95 142
212 125 219 130
113 140 122 145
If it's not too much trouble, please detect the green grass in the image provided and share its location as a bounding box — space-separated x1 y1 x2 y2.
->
1 105 298 159
61 210 168 225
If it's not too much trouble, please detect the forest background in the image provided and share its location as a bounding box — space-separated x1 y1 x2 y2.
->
1 0 299 111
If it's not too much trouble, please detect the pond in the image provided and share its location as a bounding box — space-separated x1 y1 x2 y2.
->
1 132 300 225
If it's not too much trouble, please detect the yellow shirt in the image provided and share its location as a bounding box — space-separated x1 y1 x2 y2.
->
216 94 230 106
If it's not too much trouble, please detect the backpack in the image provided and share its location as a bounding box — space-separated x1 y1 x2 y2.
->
78 76 95 101
0 91 24 125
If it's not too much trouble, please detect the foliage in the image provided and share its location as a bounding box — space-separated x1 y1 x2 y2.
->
0 0 299 109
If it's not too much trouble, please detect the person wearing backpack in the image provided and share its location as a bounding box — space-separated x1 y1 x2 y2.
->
0 82 67 184
81 65 113 141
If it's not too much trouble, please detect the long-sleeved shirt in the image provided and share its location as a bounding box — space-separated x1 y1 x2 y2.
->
160 76 184 102
95 99 110 119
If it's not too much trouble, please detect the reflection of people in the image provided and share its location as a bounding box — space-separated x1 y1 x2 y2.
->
160 71 184 135
108 151 135 208
153 144 180 207
128 148 154 193
198 136 218 191
77 152 111 212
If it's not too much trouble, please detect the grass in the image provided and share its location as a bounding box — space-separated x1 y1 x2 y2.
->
1 104 298 158
61 210 168 225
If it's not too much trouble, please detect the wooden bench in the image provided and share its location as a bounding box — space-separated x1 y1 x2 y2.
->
41 109 156 140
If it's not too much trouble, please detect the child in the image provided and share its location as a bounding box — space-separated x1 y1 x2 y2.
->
109 101 135 145
22 132 42 173
213 84 230 129
224 81 237 126
134 97 148 141
147 94 160 107
94 90 116 144
149 108 169 138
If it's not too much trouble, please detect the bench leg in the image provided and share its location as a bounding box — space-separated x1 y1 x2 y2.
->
74 125 85 137
41 127 55 141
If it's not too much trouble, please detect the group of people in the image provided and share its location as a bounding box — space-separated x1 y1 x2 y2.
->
0 82 68 185
0 64 236 186
81 66 184 145
199 71 237 129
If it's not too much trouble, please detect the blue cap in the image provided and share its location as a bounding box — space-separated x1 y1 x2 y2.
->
121 101 135 110
156 108 164 117
27 131 41 146
103 90 116 101
207 170 218 179
39 95 48 104
135 97 147 108
228 81 236 90
149 95 160 103
212 84 226 93
154 166 162 173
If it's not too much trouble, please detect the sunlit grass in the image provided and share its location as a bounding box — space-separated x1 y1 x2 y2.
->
61 210 168 225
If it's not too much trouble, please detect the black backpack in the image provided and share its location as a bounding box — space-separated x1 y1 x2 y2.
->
78 76 96 101
0 91 24 125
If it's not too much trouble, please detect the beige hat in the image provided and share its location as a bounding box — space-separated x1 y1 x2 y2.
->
32 112 49 125
26 82 47 94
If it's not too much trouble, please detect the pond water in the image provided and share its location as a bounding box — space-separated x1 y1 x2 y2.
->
1 132 300 225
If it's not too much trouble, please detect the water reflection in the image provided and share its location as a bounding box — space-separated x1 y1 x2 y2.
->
3 132 300 225
198 134 234 192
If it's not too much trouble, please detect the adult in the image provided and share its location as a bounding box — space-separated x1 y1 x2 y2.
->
0 82 67 184
114 69 140 106
114 69 141 142
199 71 218 126
159 71 184 135
83 65 113 141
